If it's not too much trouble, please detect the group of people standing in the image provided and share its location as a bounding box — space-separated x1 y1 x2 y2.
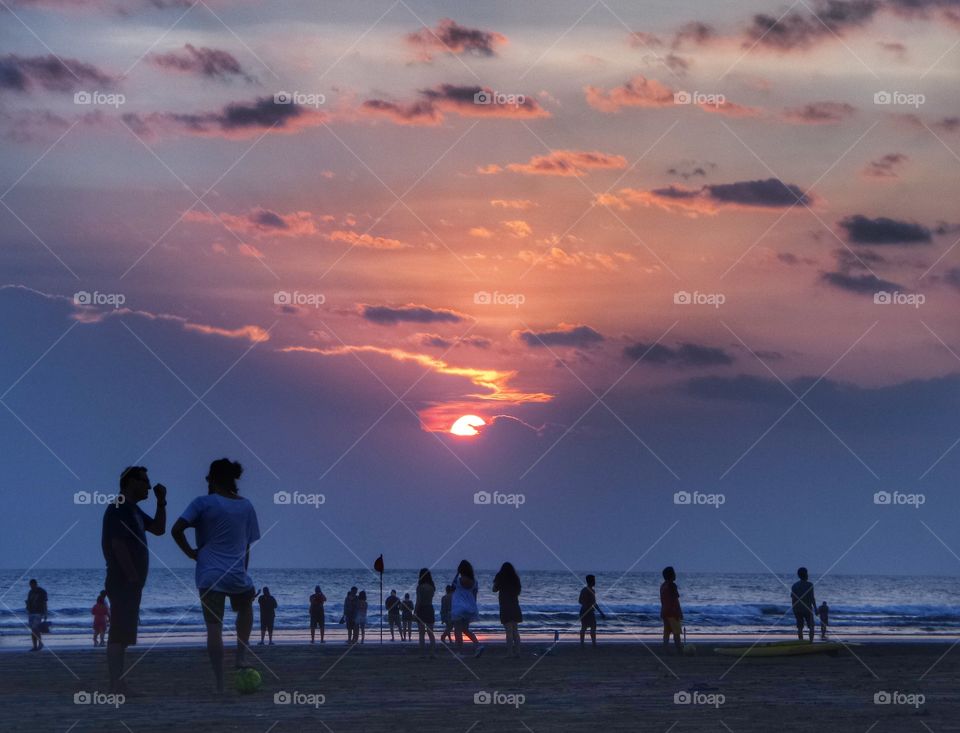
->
25 461 834 697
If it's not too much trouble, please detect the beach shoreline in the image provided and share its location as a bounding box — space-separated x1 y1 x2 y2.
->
4 641 957 732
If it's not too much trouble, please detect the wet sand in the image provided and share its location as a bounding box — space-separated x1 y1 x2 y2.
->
4 640 958 732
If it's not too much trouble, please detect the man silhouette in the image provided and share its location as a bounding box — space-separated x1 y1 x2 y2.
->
791 567 817 642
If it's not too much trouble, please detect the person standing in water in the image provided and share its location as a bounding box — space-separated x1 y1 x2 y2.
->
91 591 110 647
257 587 277 645
415 568 437 657
451 560 484 657
439 584 454 644
791 567 817 643
660 566 683 654
171 459 261 693
817 601 830 640
309 585 326 643
102 466 166 693
356 591 368 643
386 590 402 641
578 575 605 646
492 562 523 658
26 579 48 651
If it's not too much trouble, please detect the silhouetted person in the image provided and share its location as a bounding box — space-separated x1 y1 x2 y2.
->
356 591 368 643
578 575 605 646
341 587 358 643
660 566 683 654
102 466 166 693
386 589 402 641
91 591 109 647
492 562 522 658
401 593 414 641
451 560 484 657
309 585 326 643
439 585 454 643
257 587 277 645
791 567 817 642
818 601 830 639
172 458 260 693
415 568 437 657
26 578 48 651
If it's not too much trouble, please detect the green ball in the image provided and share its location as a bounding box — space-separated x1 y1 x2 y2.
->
235 667 262 694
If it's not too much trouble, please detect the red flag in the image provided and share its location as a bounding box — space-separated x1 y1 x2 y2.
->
373 554 384 574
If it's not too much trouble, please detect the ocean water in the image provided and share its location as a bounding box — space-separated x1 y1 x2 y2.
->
2 568 958 640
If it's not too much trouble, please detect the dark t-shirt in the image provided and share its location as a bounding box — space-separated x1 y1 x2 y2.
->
102 502 151 589
578 587 596 617
386 595 400 617
791 580 816 614
401 599 414 619
258 595 278 619
26 587 47 614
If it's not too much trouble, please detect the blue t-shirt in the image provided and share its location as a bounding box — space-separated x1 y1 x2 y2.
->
179 494 260 593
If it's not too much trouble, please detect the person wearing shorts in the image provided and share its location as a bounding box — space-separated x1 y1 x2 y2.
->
26 579 48 651
101 466 167 694
791 567 817 643
172 458 260 694
578 574 604 646
309 586 326 643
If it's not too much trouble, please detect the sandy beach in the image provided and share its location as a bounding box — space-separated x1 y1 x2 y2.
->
4 640 958 732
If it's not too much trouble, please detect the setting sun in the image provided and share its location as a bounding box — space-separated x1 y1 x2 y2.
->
450 415 486 436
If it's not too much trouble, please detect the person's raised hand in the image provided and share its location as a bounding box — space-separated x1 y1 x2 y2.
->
153 483 167 502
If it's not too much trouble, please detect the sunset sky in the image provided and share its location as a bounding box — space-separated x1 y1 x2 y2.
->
2 0 960 576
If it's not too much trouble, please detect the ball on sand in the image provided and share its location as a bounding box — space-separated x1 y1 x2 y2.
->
235 667 262 694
